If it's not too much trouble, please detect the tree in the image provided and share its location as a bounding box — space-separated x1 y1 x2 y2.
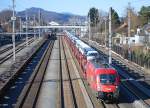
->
127 7 141 34
111 8 120 29
139 6 150 25
130 10 141 33
0 10 12 23
88 7 99 27
0 9 12 32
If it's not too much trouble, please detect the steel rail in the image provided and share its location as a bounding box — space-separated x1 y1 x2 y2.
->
61 36 78 108
15 40 54 108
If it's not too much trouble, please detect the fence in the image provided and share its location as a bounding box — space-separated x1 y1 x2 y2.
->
112 45 150 69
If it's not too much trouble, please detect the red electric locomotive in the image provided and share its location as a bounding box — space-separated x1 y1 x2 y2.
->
86 59 120 102
64 31 120 102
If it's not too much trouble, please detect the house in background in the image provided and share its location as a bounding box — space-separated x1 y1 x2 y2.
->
113 33 145 46
48 21 59 26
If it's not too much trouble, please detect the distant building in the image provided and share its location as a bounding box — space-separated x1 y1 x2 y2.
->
113 34 145 46
49 21 59 26
127 35 145 45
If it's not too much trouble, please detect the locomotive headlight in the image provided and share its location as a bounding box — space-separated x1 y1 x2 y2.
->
97 86 101 91
116 86 118 89
113 86 119 97
115 86 120 92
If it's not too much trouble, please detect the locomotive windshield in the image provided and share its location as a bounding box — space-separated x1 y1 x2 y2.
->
100 74 116 84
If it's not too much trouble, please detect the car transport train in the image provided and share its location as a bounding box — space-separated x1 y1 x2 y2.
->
64 31 120 102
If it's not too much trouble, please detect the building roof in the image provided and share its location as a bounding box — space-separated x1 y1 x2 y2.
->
143 23 150 32
49 21 59 26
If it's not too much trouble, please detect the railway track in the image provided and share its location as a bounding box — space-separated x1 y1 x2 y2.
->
63 36 120 108
0 45 13 55
113 61 150 108
0 37 54 108
14 39 54 108
0 38 43 90
0 38 34 64
0 37 33 55
59 36 77 108
83 39 150 108
91 44 150 107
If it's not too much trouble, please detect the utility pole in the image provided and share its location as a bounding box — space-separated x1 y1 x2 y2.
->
104 18 107 47
38 9 41 39
20 17 22 38
34 15 36 39
108 7 112 64
128 2 131 60
128 2 131 37
26 9 28 46
88 15 91 43
95 16 96 37
11 0 16 62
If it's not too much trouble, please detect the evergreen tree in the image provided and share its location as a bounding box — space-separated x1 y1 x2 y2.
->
111 8 120 29
139 6 150 25
88 7 99 27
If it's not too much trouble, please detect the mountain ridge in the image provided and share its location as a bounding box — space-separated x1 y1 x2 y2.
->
17 7 86 24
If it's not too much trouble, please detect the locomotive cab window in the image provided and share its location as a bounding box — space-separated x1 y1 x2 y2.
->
100 74 116 84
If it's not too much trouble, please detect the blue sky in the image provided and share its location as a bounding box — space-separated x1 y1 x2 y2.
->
0 0 150 16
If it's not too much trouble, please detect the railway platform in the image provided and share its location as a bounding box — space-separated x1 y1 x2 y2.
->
36 38 59 108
